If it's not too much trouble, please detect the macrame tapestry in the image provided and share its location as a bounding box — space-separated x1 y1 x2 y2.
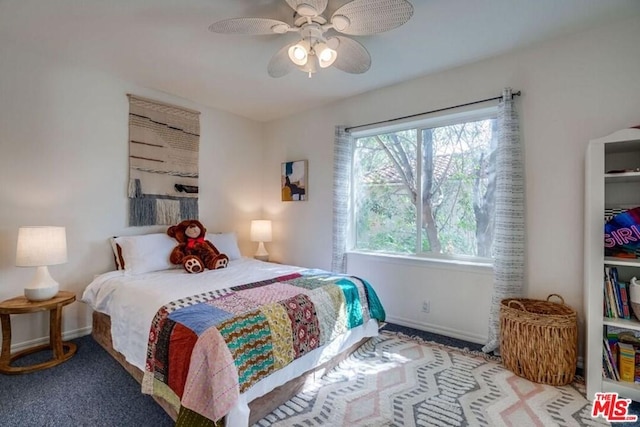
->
127 95 200 226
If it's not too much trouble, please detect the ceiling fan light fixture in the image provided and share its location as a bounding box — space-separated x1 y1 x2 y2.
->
314 42 337 68
331 15 350 32
209 0 414 78
288 41 309 66
298 55 318 78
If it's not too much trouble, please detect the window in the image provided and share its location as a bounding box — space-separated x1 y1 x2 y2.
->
351 109 497 261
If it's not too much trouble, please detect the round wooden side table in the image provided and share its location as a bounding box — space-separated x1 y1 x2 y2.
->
0 291 77 374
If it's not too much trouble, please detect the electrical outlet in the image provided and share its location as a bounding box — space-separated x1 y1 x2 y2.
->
421 300 430 313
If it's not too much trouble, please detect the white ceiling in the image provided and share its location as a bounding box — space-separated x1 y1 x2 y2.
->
1 0 639 122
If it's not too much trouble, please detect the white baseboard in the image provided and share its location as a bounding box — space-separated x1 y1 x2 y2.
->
10 326 92 353
386 315 488 345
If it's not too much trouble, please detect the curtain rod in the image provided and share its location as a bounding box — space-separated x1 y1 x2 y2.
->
345 90 521 132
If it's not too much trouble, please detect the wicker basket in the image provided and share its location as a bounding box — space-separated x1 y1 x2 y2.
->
500 294 577 386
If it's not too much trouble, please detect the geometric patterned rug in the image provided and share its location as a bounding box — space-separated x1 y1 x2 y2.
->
253 331 609 426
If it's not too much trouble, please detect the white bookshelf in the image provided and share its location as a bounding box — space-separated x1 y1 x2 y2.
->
585 128 640 400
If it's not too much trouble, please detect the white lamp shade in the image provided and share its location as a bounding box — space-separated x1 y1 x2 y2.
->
16 226 67 301
16 226 68 267
250 220 272 243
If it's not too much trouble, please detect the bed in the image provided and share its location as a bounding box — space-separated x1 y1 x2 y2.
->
82 233 385 426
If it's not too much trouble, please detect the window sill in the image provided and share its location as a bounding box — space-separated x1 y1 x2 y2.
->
346 250 493 274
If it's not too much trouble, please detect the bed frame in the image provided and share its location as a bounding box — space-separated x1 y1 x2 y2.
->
92 311 369 425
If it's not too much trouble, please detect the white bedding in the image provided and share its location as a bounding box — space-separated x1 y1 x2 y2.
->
82 257 379 426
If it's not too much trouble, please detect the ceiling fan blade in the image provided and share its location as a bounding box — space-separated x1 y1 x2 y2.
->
208 18 290 35
268 44 296 78
285 0 328 16
331 0 413 35
331 36 371 74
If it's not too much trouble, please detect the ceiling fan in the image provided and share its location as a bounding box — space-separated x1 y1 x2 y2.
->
208 0 414 78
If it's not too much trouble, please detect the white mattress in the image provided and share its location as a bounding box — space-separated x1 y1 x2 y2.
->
82 257 379 426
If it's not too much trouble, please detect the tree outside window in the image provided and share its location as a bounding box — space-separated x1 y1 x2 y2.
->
352 113 497 260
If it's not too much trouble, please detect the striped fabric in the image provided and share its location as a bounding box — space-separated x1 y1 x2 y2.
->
331 126 353 273
218 311 275 392
482 88 525 354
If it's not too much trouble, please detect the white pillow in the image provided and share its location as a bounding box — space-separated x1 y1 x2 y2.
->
113 233 177 275
207 232 242 260
109 237 124 270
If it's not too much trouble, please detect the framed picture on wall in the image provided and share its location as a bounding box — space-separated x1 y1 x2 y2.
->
281 160 307 201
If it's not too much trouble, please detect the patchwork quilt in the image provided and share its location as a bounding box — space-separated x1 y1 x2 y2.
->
142 270 385 425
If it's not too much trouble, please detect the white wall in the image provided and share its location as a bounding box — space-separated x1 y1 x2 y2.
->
0 41 264 349
264 17 640 346
2 15 639 354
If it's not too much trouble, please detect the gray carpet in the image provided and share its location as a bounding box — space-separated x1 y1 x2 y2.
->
0 335 172 427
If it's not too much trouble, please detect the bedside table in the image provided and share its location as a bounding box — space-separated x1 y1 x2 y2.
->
0 291 77 374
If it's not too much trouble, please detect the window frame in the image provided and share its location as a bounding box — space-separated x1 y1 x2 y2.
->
348 106 498 265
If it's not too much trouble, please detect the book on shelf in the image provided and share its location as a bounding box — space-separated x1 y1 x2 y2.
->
636 348 640 383
620 281 631 319
603 337 620 380
611 267 624 316
605 267 620 318
619 342 636 382
603 348 616 380
603 266 631 319
609 335 620 370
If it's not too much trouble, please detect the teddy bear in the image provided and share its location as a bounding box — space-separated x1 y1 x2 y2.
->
167 219 229 273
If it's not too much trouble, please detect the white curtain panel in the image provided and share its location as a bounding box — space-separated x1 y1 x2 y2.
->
482 88 525 354
332 126 352 273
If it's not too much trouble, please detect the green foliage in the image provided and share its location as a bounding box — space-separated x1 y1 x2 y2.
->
353 118 495 257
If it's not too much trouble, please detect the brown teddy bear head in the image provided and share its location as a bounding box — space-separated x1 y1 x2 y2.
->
167 219 207 243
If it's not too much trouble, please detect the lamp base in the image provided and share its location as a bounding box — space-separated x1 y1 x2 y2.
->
25 284 59 301
254 241 269 262
24 266 60 301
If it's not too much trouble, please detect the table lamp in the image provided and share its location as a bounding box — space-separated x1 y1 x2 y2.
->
16 226 67 301
250 220 272 262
